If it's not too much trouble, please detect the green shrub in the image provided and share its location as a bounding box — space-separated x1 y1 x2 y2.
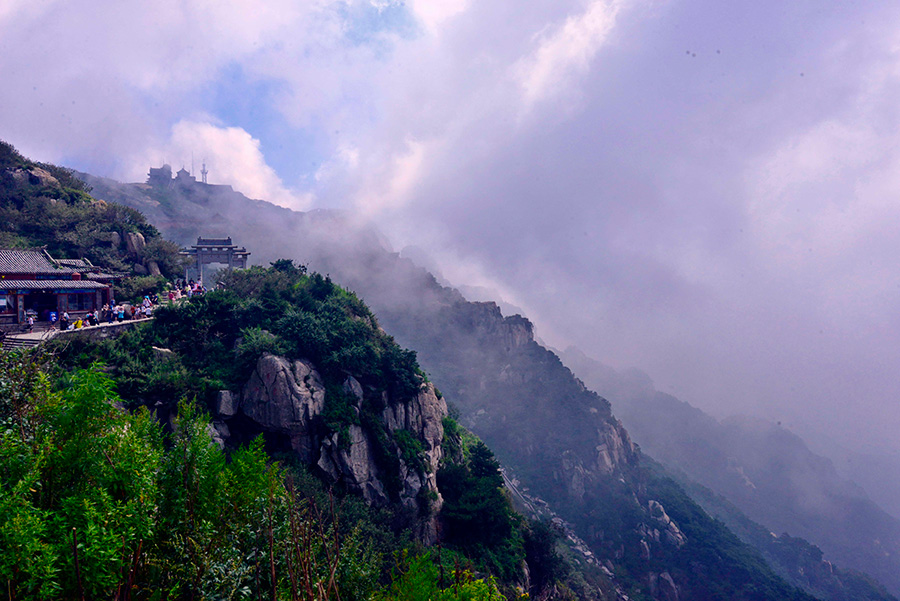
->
377 551 507 601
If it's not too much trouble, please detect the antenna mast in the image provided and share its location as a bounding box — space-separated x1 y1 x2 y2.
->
201 161 208 184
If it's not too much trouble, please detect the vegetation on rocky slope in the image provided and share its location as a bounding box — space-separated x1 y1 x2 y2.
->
561 345 900 601
36 260 575 598
0 349 527 600
0 140 186 291
75 160 865 601
0 144 591 600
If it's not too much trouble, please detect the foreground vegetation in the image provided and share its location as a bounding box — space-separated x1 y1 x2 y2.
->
0 349 522 600
0 261 581 599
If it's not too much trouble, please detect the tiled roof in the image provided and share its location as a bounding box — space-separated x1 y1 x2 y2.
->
56 258 93 269
0 249 78 274
196 237 233 246
86 272 123 281
0 279 108 290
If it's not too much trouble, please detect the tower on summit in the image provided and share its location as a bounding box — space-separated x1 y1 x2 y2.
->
201 162 208 184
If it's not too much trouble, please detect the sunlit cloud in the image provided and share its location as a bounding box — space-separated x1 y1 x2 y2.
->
515 0 624 113
132 120 313 210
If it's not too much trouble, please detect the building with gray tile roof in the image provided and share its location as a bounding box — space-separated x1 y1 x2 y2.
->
0 249 112 325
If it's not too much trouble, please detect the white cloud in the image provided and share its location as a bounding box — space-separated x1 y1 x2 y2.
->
514 0 623 112
132 120 313 210
407 0 470 34
0 0 58 24
353 138 428 216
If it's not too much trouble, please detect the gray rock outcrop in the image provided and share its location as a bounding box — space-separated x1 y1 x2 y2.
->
317 425 388 505
648 500 687 547
649 572 680 601
382 382 448 510
594 420 635 475
125 231 146 256
152 346 175 361
215 390 238 417
229 354 448 541
13 167 60 187
241 354 326 460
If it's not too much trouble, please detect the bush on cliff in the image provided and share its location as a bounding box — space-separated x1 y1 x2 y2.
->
0 353 384 600
0 139 187 278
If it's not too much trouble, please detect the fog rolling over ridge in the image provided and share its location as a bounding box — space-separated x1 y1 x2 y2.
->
5 0 900 470
559 345 900 595
82 168 900 597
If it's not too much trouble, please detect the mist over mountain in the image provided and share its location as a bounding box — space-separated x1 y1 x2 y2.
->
78 167 899 600
560 346 900 597
9 1 900 471
6 1 900 598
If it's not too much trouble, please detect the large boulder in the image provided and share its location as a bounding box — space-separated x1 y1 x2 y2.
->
648 500 687 547
241 354 326 460
317 425 388 506
124 231 146 256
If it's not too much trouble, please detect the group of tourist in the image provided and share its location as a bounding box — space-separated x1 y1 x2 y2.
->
52 279 209 331
167 279 207 302
58 309 101 331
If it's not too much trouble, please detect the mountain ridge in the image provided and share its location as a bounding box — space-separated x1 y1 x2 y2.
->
559 345 900 597
72 165 893 600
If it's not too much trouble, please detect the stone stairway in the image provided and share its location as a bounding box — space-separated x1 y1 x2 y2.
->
1 336 42 352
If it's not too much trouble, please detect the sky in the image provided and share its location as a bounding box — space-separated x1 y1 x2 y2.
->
2 0 900 458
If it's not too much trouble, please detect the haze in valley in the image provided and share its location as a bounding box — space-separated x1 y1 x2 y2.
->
2 0 899 503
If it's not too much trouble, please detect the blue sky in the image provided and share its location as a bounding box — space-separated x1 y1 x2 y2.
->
3 0 900 463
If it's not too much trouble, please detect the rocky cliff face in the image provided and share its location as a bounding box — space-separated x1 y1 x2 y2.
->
82 170 831 601
240 355 325 462
214 353 447 540
562 346 900 600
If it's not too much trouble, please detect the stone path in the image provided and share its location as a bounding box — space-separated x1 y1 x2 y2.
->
1 319 153 352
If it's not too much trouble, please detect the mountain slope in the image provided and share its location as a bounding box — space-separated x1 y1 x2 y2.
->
75 167 850 600
0 142 184 280
560 346 900 598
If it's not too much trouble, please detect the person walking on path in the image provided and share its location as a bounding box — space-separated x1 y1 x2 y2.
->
26 315 34 332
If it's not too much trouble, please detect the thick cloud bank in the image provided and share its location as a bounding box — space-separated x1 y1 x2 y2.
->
3 0 900 460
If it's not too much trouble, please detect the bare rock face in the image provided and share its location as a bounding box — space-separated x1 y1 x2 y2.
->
648 571 679 601
215 390 238 417
648 500 687 547
455 302 533 352
343 375 364 403
151 346 175 361
594 420 636 475
124 231 146 256
241 354 326 460
382 382 448 543
237 355 447 540
382 382 447 509
109 231 122 248
207 421 230 451
148 260 161 276
556 419 638 504
317 426 388 506
13 167 60 187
